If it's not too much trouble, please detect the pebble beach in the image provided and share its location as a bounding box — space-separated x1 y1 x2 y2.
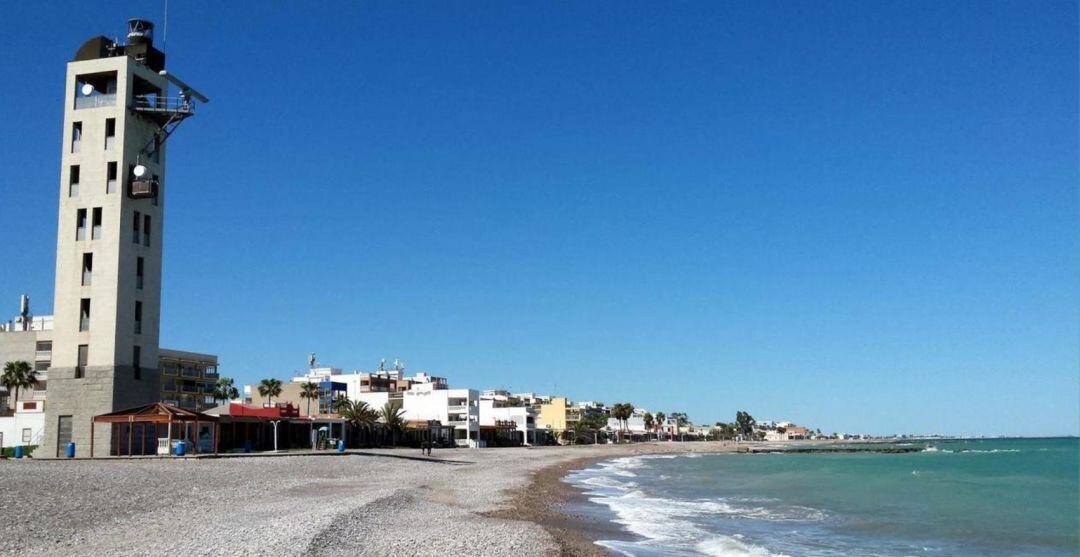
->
0 443 740 556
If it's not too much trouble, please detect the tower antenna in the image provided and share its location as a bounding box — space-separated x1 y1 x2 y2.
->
162 0 169 53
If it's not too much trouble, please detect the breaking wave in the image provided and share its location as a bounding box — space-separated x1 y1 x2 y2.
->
567 456 820 556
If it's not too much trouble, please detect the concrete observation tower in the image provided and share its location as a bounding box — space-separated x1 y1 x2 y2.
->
41 18 208 457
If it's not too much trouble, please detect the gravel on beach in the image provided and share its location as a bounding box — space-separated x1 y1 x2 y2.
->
0 443 739 556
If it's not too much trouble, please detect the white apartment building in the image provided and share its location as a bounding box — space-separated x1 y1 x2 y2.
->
512 392 551 406
479 395 539 445
402 382 480 447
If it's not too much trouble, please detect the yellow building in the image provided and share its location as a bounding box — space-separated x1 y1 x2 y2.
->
536 397 580 440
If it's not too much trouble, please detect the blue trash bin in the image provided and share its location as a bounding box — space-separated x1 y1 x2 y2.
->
174 441 186 456
337 440 345 453
66 442 75 458
13 446 23 459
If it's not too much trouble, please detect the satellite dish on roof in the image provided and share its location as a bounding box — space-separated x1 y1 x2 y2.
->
133 165 147 177
81 83 95 96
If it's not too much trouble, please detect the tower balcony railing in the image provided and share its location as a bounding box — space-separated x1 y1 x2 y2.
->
132 96 195 119
75 93 117 110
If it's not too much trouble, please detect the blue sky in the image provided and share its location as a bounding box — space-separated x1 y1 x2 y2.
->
0 2 1076 436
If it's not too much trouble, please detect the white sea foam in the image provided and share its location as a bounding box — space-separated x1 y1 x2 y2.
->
580 475 637 491
573 457 823 557
697 535 789 557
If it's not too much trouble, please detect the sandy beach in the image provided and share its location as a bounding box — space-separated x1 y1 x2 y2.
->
0 442 740 556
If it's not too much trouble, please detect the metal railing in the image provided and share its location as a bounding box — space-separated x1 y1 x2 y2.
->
132 96 195 115
75 94 116 109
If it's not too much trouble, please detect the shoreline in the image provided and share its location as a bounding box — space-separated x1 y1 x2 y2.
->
497 441 748 556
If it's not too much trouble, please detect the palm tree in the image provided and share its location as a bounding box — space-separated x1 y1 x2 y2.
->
643 412 655 439
299 382 320 417
331 394 351 414
298 381 321 449
655 411 667 440
2 361 35 413
379 402 406 446
211 377 239 405
339 399 379 446
562 420 591 445
611 403 633 442
258 378 283 406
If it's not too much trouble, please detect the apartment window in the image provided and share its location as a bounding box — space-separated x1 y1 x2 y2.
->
76 345 88 379
104 118 116 150
79 298 91 331
91 207 102 240
134 301 142 334
106 162 118 194
132 211 141 244
71 122 82 153
143 214 151 247
34 361 49 372
69 165 80 197
22 428 31 443
133 346 141 380
136 256 144 289
75 208 87 241
151 174 160 206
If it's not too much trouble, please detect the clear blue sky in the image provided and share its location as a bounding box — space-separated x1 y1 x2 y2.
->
0 2 1076 437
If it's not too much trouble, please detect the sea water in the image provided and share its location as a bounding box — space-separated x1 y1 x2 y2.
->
565 438 1079 557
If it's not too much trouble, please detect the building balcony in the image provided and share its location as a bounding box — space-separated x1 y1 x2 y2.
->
132 96 194 125
129 179 158 199
75 93 116 110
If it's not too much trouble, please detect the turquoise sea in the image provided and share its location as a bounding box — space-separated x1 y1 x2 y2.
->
565 438 1079 556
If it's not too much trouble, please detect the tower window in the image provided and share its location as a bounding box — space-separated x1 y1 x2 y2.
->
107 162 118 194
134 301 142 335
69 165 80 197
104 118 116 150
71 122 82 153
91 208 102 240
81 253 93 286
74 71 117 110
75 209 87 241
133 346 142 380
136 256 144 289
76 345 88 379
79 298 91 331
143 215 151 247
132 211 141 243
